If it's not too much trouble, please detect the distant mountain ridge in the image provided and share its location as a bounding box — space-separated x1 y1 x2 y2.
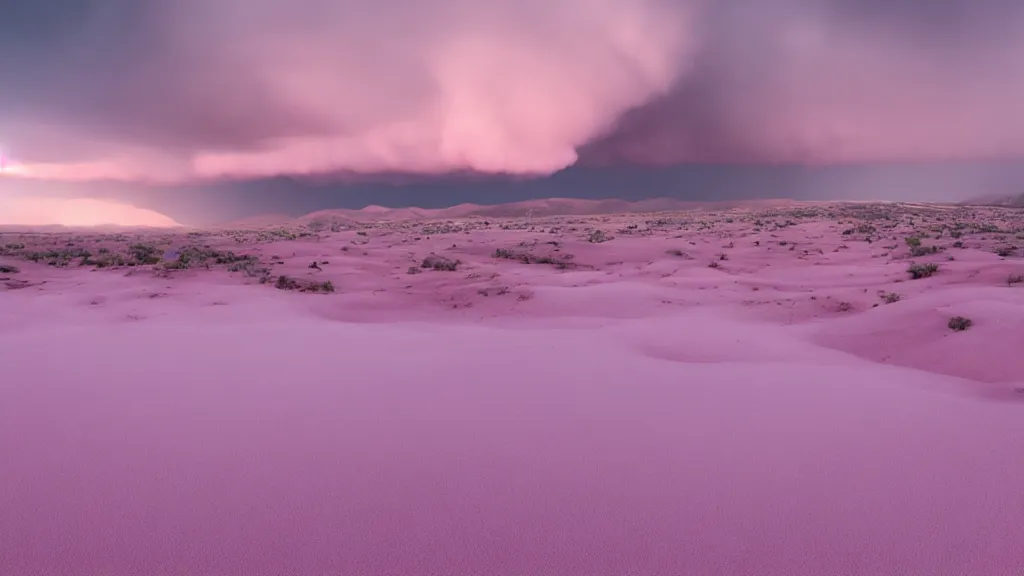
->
7 160 1024 225
215 197 807 227
961 192 1024 207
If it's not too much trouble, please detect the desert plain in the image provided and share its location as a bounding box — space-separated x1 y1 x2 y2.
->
1 199 1023 575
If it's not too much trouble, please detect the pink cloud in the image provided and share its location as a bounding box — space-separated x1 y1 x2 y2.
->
6 0 695 181
4 0 1024 180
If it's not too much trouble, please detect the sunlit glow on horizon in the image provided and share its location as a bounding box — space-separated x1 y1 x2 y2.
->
0 196 180 227
0 160 170 182
1 161 34 177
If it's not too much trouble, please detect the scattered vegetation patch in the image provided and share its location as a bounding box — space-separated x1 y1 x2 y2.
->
24 247 93 267
255 229 298 242
275 275 301 290
1007 274 1024 286
948 316 972 331
587 230 611 243
995 245 1018 257
162 246 252 270
909 244 939 257
81 252 126 268
127 243 161 265
274 275 334 293
907 263 939 279
227 256 267 278
492 248 575 269
0 264 19 274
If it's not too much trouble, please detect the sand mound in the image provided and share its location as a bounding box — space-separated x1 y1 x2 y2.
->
808 286 1024 384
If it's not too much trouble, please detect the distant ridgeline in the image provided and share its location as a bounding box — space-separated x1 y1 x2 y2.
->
4 161 1024 225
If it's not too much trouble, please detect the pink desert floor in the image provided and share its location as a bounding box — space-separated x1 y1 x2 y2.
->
1 200 1023 575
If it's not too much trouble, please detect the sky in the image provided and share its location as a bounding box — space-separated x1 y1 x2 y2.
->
1 0 1024 224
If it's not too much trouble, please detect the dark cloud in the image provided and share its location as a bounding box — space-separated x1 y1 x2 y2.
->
581 0 1024 165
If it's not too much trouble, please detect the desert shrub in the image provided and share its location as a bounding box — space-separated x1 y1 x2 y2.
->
492 248 574 269
995 246 1018 257
227 256 267 277
128 243 161 265
273 275 333 293
948 316 972 331
212 251 252 264
708 260 720 269
82 252 127 268
910 245 939 257
0 264 19 273
1007 274 1024 286
276 275 301 290
953 241 964 248
904 236 922 247
163 246 252 270
25 247 91 267
407 266 422 274
837 301 852 312
908 263 939 279
880 292 901 303
164 247 211 269
227 255 260 271
587 230 610 243
305 281 334 293
421 255 460 271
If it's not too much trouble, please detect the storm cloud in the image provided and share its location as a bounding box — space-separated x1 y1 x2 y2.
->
1 0 1023 181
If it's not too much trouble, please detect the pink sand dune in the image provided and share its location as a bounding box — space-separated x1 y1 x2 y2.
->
1 202 1023 575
